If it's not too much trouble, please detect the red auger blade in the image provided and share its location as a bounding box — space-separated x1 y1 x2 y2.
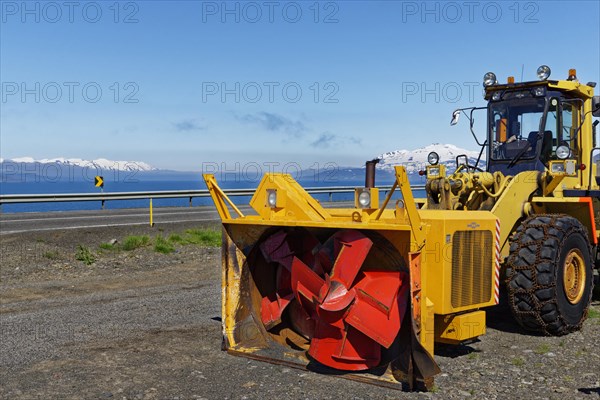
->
260 230 294 270
330 230 373 288
288 299 315 339
310 322 381 370
291 256 325 308
261 291 294 329
259 229 411 373
259 229 322 327
260 255 295 327
260 229 322 271
345 271 409 348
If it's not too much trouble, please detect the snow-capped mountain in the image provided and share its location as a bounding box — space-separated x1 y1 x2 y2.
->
377 143 486 174
1 157 155 171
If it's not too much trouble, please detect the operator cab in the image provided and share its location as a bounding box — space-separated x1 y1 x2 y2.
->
449 66 599 178
487 88 579 175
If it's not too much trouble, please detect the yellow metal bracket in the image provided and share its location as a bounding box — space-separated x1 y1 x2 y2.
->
203 174 245 220
395 166 426 247
408 252 426 349
250 174 331 221
542 174 565 196
374 181 398 220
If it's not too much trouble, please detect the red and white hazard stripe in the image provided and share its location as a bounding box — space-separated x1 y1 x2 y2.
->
494 219 501 304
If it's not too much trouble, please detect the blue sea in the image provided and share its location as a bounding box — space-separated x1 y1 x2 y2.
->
0 174 426 214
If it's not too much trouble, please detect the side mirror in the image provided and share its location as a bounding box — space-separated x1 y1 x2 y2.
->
593 96 600 117
450 110 461 126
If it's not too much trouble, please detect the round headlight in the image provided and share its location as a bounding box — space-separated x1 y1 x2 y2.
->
556 145 570 160
492 91 502 101
358 191 371 208
427 151 440 165
483 72 497 87
537 65 551 81
267 190 277 207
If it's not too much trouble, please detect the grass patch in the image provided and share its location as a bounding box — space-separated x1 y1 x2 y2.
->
588 308 600 319
184 228 221 247
168 233 184 244
511 357 525 366
122 235 150 251
43 250 59 260
467 352 479 360
99 242 118 250
97 229 218 256
535 344 550 355
154 235 175 254
75 245 96 265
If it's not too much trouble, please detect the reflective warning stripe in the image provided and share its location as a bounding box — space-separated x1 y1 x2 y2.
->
578 197 598 244
494 219 501 304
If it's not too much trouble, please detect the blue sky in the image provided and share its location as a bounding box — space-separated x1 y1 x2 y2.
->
1 0 599 171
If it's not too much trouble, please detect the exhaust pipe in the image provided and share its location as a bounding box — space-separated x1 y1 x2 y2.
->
365 159 380 188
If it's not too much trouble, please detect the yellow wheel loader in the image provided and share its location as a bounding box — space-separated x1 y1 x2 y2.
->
204 66 600 390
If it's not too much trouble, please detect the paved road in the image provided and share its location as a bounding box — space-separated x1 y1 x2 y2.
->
0 202 355 235
0 207 242 235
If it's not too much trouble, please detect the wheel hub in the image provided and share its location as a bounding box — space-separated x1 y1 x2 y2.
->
563 248 585 304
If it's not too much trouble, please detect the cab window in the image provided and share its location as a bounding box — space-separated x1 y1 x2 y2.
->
546 98 581 158
490 97 549 161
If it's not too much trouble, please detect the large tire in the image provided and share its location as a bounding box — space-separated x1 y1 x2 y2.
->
505 214 594 335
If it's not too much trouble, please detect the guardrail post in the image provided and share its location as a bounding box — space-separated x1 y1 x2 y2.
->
329 192 332 202
189 197 193 207
101 199 105 210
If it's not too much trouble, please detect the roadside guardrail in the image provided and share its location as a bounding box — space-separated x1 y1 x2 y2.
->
0 185 426 209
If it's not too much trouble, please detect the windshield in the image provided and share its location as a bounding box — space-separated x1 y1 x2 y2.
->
489 97 551 161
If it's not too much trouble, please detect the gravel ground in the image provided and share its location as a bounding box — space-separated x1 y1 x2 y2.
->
1 222 599 399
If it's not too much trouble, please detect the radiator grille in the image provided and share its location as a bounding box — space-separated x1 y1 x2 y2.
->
451 230 493 308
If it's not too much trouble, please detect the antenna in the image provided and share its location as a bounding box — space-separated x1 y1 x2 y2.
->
520 64 525 81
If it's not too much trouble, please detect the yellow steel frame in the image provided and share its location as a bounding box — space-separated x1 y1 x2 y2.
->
490 171 540 257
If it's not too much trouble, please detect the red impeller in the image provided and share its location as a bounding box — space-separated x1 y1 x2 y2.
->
257 229 409 371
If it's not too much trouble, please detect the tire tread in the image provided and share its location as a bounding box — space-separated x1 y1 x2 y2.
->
505 214 593 335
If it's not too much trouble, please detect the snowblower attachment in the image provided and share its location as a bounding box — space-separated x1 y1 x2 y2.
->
204 166 498 390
